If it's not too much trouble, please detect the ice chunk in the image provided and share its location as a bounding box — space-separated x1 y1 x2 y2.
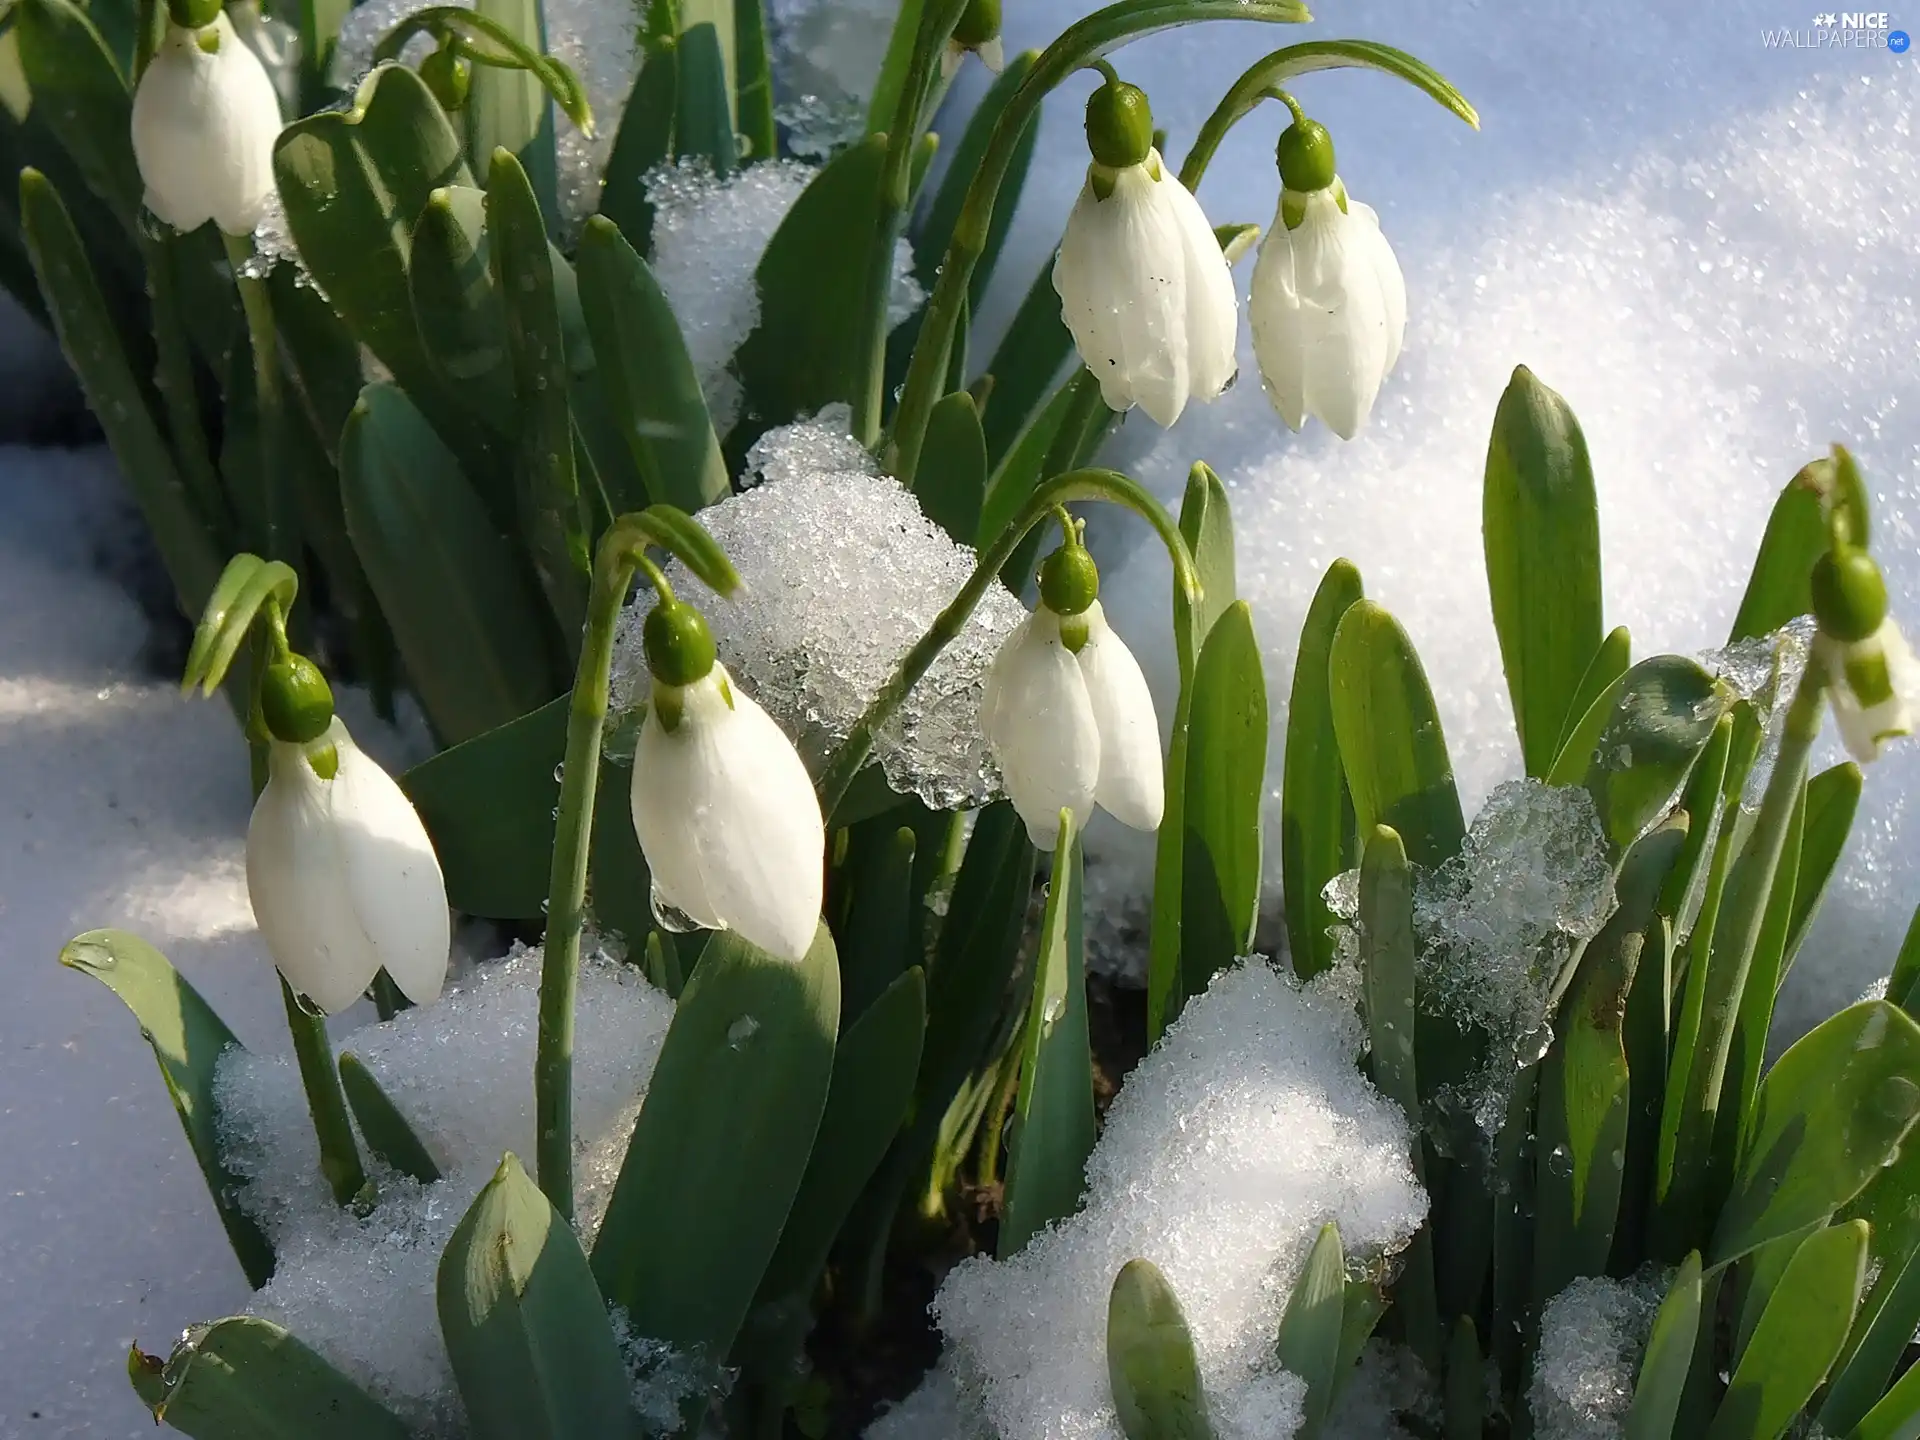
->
1529 1272 1667 1440
610 1311 730 1429
767 0 900 156
1324 1341 1439 1440
864 1361 986 1439
242 187 312 287
214 940 677 1430
612 417 1028 809
930 960 1426 1440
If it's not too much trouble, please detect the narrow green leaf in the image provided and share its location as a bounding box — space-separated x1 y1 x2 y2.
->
340 383 558 743
732 0 774 161
13 0 138 228
978 257 1076 468
1890 906 1920 1019
1548 625 1631 775
337 1053 440 1183
1173 461 1238 654
1612 913 1673 1278
592 924 840 1361
1784 761 1862 972
488 147 589 640
673 20 733 175
1624 1251 1702 1440
1708 1219 1868 1440
1574 655 1728 857
1001 817 1096 1256
917 390 989 545
1179 601 1268 1001
596 21 676 253
1333 1278 1387 1396
463 0 557 220
60 930 274 1289
863 0 922 134
1482 364 1604 778
130 1318 408 1438
1821 1138 1920 1432
575 215 729 511
1277 1223 1347 1436
1730 461 1828 644
1733 1225 1818 1366
410 185 515 426
1282 558 1363 981
1656 713 1734 926
1443 1317 1481 1440
835 822 918 1024
1850 1360 1920 1440
758 967 925 1301
1108 1260 1214 1440
1711 1001 1920 1266
923 51 1036 310
438 1154 635 1440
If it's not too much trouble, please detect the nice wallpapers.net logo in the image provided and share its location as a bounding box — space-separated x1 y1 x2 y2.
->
1762 11 1913 47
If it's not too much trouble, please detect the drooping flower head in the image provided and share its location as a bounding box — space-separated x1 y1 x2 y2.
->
1250 112 1408 440
942 0 1005 80
130 0 284 236
628 586 826 962
1811 542 1917 764
1052 69 1238 429
983 511 1164 851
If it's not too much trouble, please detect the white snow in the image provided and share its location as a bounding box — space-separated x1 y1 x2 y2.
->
928 959 1426 1440
1529 1272 1668 1440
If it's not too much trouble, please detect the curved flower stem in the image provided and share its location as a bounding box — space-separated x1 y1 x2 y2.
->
222 233 295 576
281 978 369 1205
1662 660 1825 1240
814 467 1198 818
535 508 739 1217
851 0 971 447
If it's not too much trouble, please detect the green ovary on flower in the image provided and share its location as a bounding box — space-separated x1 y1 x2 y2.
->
944 0 1005 79
1811 546 1889 642
420 41 472 112
1276 117 1337 194
261 654 335 745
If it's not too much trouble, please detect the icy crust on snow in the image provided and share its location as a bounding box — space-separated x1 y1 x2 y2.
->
213 941 679 1432
610 411 1027 809
1529 1272 1668 1440
928 960 1427 1440
767 0 899 158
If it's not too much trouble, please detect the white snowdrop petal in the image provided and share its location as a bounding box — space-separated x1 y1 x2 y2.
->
984 611 1100 850
329 725 450 1007
1165 171 1239 405
246 742 379 1015
1249 212 1309 432
1074 604 1164 831
630 689 729 933
1347 200 1409 374
1290 189 1394 440
131 15 283 236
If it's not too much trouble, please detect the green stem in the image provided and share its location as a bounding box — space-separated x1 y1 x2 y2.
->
222 232 294 572
281 979 368 1205
851 0 969 447
1664 664 1825 1237
814 466 1198 818
141 230 230 542
133 0 164 78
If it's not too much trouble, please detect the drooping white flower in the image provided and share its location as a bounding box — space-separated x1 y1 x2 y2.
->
941 0 1004 80
630 662 825 963
1817 618 1920 763
1052 77 1237 429
983 599 1164 852
131 12 283 236
1250 118 1408 440
247 718 450 1014
941 33 1004 80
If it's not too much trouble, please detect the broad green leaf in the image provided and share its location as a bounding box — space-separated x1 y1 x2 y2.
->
1327 599 1465 870
438 1155 635 1440
1482 365 1604 778
128 1318 407 1437
410 185 515 427
1535 817 1688 1302
758 967 924 1301
463 0 557 221
673 20 733 175
1282 559 1362 981
337 1053 439 1183
917 390 989 545
1823 1134 1920 1433
1574 655 1728 856
19 170 222 615
1730 462 1828 643
340 383 558 744
575 215 729 511
13 0 138 228
1277 1223 1347 1436
1333 1278 1388 1397
1179 601 1267 1001
1708 1219 1868 1440
60 930 273 1289
592 924 839 1361
1173 461 1238 655
1734 1225 1818 1366
1108 1260 1214 1440
1624 1251 1702 1440
1001 817 1096 1256
978 257 1076 467
834 822 918 1025
1711 1001 1920 1266
488 148 589 640
1784 761 1861 972
1548 625 1631 776
596 14 676 252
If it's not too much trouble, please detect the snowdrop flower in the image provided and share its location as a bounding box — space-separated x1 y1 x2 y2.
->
1250 116 1408 440
1052 71 1237 429
629 592 825 962
131 1 283 236
246 657 449 1014
983 514 1163 850
1812 546 1918 763
941 0 1004 80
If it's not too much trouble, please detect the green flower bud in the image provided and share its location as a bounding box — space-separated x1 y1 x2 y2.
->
643 599 717 688
1039 535 1100 619
1812 547 1889 644
1277 118 1336 194
420 41 471 112
1085 80 1153 171
168 0 222 31
952 0 1001 48
261 654 336 745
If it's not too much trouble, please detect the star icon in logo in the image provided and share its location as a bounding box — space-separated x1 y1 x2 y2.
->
1815 10 1838 23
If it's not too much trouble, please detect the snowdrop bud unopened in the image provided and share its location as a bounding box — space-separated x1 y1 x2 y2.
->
1250 119 1408 440
629 599 824 962
1817 618 1918 763
247 719 451 1014
1052 78 1237 429
131 12 283 236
